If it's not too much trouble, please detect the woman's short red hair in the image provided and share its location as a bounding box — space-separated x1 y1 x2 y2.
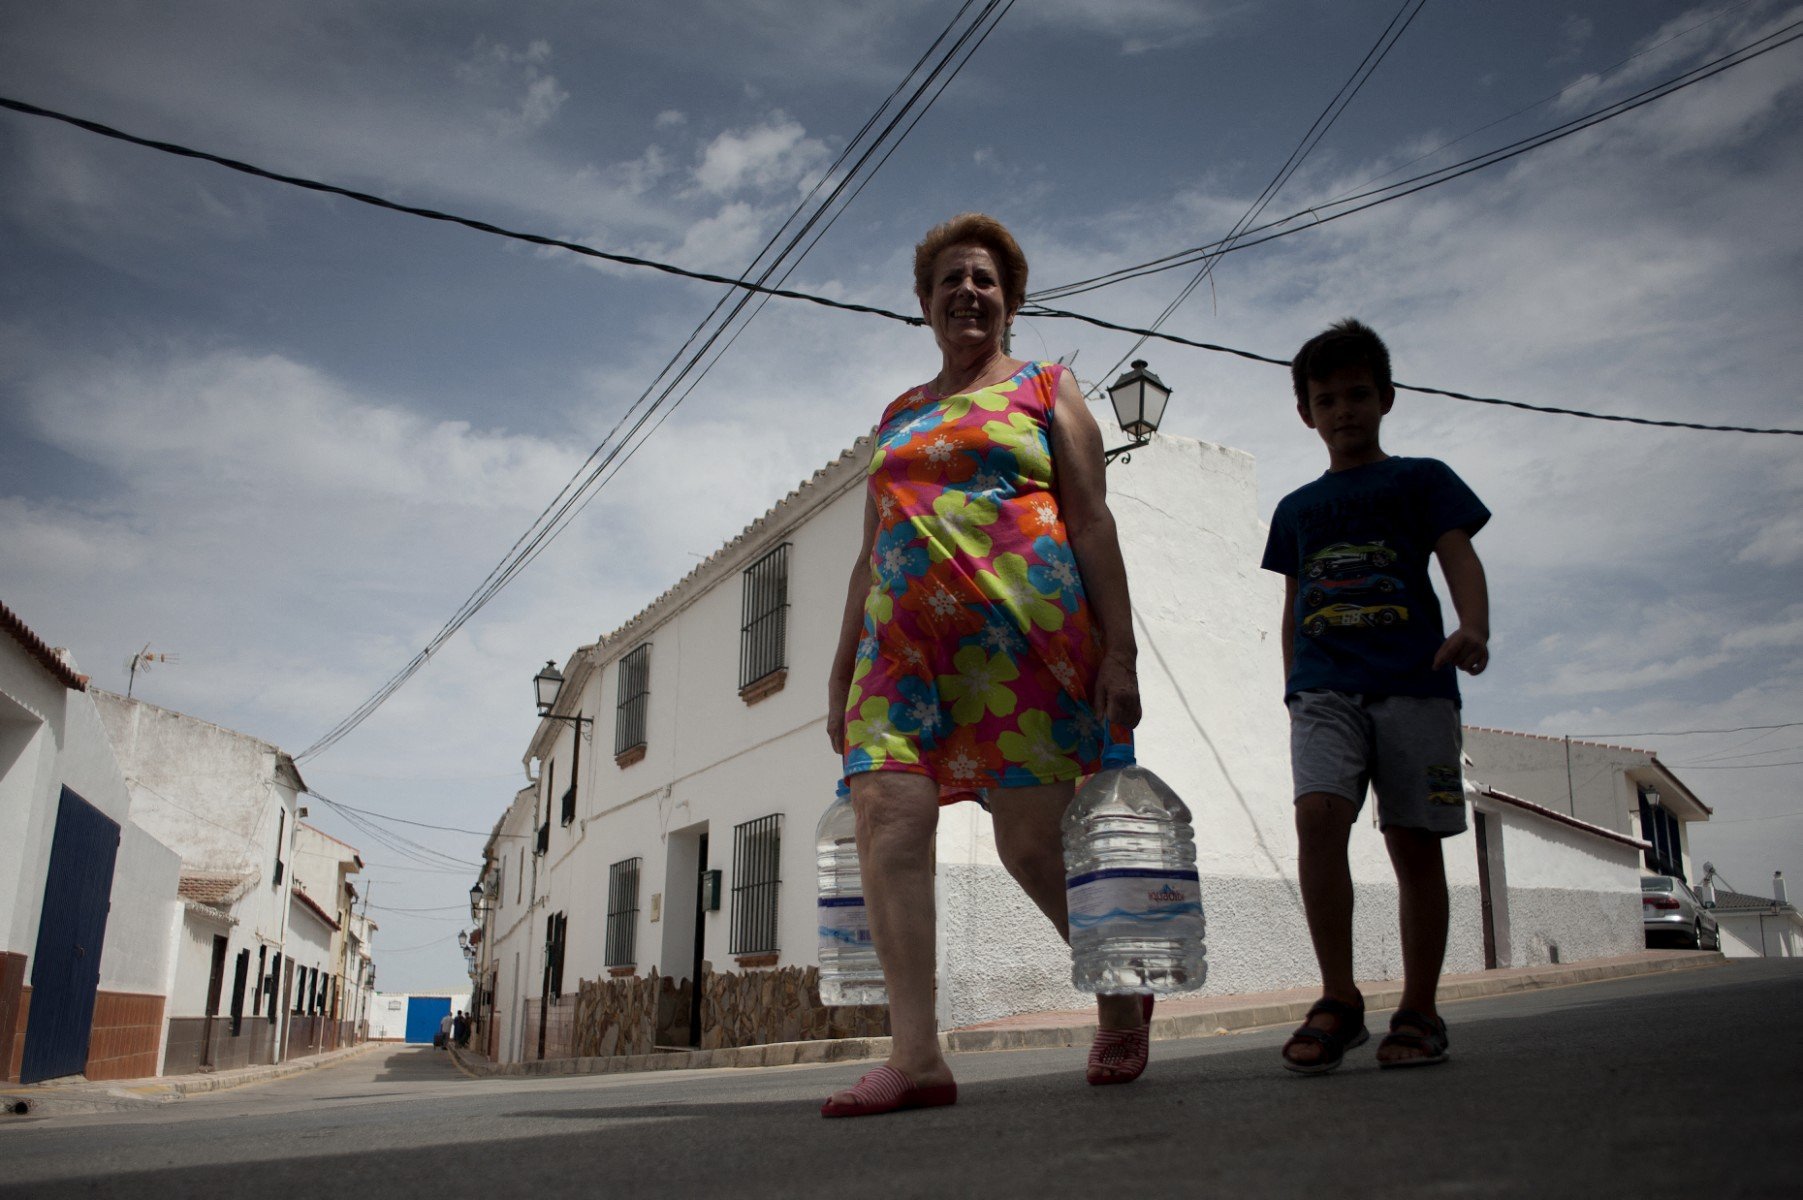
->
912 213 1029 315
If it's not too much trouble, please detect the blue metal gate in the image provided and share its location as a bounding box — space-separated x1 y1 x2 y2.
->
21 787 121 1084
404 996 451 1044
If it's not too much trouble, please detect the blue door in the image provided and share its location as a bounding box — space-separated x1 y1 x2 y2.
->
22 787 121 1083
404 996 451 1044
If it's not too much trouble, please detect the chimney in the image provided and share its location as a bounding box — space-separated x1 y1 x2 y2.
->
1774 871 1788 907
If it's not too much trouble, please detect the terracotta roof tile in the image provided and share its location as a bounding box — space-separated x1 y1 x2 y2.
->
178 871 253 907
0 598 89 692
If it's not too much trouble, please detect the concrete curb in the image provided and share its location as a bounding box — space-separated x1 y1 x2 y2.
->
3 1041 383 1116
448 950 1725 1079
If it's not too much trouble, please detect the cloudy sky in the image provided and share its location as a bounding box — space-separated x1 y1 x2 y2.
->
4 1 1799 990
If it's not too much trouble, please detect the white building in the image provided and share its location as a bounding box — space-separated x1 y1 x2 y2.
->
474 428 1661 1062
92 690 320 1073
1709 874 1800 959
1462 727 1711 881
292 823 369 1050
1 601 183 1085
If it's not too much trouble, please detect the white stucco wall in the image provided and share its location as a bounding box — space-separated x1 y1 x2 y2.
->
1470 796 1644 968
0 643 182 1007
1716 912 1800 958
367 991 471 1042
492 426 1660 1037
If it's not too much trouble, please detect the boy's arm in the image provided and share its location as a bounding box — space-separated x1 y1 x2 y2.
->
1431 528 1490 674
1280 574 1298 682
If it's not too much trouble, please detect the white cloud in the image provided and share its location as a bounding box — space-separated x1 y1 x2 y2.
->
690 114 831 196
1737 512 1803 566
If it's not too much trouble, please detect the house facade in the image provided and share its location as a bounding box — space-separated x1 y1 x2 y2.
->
471 429 1670 1062
1707 873 1800 959
292 823 371 1048
1462 727 1712 884
1 601 183 1085
91 689 352 1074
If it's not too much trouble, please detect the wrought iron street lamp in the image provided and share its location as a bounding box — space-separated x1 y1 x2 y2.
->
1103 359 1173 465
532 660 593 735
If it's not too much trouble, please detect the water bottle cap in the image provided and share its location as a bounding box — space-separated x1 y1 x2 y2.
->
836 777 851 800
1101 743 1136 769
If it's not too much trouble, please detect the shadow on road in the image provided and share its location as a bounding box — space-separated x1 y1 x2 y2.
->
367 1046 469 1084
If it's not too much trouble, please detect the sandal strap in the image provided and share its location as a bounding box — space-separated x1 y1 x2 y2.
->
845 1065 913 1106
1305 995 1365 1025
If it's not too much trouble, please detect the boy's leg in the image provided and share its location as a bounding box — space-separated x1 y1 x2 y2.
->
1287 791 1361 1065
1368 695 1465 1064
1381 826 1448 1064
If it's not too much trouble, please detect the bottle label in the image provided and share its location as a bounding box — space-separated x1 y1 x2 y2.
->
1066 868 1203 933
818 896 873 947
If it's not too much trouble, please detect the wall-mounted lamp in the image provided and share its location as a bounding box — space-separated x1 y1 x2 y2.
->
1103 359 1173 465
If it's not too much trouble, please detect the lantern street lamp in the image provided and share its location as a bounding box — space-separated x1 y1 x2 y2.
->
1103 359 1173 465
532 660 593 735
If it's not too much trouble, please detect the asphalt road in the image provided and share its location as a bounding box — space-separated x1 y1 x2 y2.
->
3 959 1796 1199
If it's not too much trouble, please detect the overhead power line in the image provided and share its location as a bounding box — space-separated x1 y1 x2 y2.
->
1568 721 1803 738
6 92 1794 439
289 0 1017 759
1085 0 1428 391
1031 17 1803 302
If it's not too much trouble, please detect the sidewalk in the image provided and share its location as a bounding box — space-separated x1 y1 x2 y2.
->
452 948 1723 1080
2 1041 384 1117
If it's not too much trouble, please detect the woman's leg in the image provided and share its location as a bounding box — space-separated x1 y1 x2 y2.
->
832 770 951 1097
987 783 1142 1032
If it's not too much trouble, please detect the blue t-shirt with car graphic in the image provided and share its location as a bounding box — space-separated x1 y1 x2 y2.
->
1261 456 1489 702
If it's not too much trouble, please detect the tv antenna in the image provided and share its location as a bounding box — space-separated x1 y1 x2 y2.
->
126 644 177 698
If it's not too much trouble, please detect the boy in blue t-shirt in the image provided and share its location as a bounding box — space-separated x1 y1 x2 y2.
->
1260 319 1491 1074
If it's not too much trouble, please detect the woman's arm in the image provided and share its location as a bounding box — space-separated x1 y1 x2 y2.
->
1048 367 1142 732
827 488 881 753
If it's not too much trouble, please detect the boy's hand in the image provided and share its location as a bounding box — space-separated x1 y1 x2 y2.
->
1434 627 1489 675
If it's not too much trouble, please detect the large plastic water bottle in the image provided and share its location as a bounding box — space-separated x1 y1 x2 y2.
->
816 779 886 1006
1064 744 1207 994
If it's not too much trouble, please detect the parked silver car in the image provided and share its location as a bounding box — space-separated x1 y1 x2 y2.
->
1641 874 1720 950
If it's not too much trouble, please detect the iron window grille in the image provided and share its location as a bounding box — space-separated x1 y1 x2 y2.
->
561 728 581 826
614 643 651 755
545 911 568 999
229 949 249 1036
1639 788 1683 879
729 814 783 954
604 858 642 967
738 544 790 690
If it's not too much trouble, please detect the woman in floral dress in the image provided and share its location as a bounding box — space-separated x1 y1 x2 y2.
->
821 214 1144 1117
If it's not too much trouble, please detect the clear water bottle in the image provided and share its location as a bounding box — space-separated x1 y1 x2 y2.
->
817 779 886 1006
1065 744 1207 994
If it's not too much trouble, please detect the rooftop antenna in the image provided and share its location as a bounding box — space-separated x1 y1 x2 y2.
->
126 644 177 698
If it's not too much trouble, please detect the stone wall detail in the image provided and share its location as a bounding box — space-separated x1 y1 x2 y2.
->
567 966 887 1059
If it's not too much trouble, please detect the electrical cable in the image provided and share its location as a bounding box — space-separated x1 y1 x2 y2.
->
1032 18 1803 301
1081 0 1429 393
1021 303 1803 434
1568 720 1803 737
304 788 524 838
290 0 1015 760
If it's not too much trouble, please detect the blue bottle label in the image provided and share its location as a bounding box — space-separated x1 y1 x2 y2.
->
818 896 873 947
1066 868 1203 933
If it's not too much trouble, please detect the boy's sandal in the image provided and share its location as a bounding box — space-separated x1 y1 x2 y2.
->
1378 1009 1449 1068
1087 994 1155 1086
1281 996 1369 1075
820 1065 958 1118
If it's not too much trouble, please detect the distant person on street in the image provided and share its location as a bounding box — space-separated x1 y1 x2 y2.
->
1261 319 1491 1073
822 213 1144 1118
437 1010 453 1050
452 1010 470 1049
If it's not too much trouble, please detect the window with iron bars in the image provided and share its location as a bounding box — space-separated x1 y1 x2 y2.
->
560 725 581 826
614 643 650 756
544 911 568 999
1639 788 1683 879
738 544 790 691
604 857 642 967
729 814 782 954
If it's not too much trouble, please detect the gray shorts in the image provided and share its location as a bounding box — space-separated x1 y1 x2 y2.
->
1287 689 1467 836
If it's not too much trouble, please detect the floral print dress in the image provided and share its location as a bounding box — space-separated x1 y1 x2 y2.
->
843 360 1107 794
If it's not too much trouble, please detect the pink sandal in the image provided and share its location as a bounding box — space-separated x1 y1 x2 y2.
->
820 1064 958 1118
1087 995 1154 1086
